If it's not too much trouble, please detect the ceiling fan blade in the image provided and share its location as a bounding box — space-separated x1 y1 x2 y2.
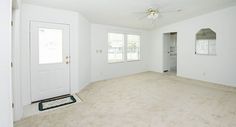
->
133 12 147 15
138 15 148 20
160 9 182 14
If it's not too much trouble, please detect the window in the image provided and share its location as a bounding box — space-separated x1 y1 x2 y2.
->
195 28 216 55
127 35 140 61
38 28 63 64
108 33 141 63
108 33 124 63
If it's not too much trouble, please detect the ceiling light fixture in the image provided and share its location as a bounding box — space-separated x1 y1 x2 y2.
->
135 7 182 22
146 8 159 20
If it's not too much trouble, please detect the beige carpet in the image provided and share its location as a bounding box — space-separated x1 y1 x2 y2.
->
15 72 236 127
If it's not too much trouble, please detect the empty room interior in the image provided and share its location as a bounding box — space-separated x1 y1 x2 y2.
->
1 0 236 127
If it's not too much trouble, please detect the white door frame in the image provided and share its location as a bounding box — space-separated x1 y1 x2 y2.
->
29 21 71 102
22 21 79 103
163 33 171 72
162 32 178 73
12 8 23 121
15 7 80 121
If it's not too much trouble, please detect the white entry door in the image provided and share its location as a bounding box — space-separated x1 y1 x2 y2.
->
30 21 70 102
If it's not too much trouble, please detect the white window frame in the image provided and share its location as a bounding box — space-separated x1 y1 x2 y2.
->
107 32 125 64
195 39 216 56
195 28 216 56
107 32 142 64
126 34 141 62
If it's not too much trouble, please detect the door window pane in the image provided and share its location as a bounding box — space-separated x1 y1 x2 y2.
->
127 35 140 61
39 28 63 64
108 33 124 63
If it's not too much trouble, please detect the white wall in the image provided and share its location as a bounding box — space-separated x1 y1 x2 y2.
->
78 14 91 90
12 7 23 121
0 0 13 126
149 6 236 87
91 24 150 81
20 4 91 106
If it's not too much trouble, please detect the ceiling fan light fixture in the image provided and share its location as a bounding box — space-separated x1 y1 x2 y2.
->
147 12 159 20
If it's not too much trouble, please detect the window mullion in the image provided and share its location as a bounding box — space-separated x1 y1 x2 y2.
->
208 40 210 55
124 34 127 62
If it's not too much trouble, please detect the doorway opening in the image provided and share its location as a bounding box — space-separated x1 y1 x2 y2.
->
163 32 177 75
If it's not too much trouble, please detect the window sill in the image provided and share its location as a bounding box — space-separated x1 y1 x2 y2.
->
127 59 142 62
108 61 124 64
195 53 217 56
107 59 142 64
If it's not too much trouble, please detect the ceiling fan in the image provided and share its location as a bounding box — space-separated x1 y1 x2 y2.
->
137 7 182 21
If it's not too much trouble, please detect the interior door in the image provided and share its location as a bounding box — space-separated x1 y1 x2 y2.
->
163 33 171 71
30 21 70 102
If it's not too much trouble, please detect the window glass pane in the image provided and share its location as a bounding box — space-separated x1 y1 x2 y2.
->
108 33 124 63
127 35 140 61
39 28 63 64
196 40 208 55
209 39 216 55
195 28 216 55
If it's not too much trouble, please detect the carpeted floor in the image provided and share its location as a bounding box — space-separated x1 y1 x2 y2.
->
14 72 236 127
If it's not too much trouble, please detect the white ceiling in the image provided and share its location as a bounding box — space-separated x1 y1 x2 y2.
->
22 0 236 30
